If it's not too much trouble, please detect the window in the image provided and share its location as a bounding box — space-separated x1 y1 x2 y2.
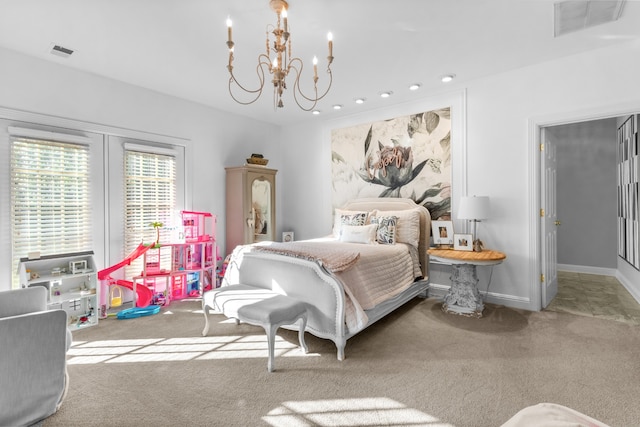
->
0 112 189 292
9 131 92 287
123 146 176 278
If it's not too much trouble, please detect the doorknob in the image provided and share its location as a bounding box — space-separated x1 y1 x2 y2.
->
554 220 561 226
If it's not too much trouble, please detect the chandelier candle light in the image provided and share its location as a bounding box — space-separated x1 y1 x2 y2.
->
225 0 334 111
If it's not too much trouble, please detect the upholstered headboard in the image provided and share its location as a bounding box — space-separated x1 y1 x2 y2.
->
341 198 431 278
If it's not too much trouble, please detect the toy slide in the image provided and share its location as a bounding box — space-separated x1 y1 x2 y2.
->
98 243 154 308
97 243 152 280
114 279 153 308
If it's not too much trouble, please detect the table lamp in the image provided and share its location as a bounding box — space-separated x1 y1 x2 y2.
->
458 196 490 252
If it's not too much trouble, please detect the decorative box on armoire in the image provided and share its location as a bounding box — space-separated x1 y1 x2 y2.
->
225 165 277 255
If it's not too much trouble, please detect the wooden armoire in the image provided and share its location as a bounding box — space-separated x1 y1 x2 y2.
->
225 165 277 255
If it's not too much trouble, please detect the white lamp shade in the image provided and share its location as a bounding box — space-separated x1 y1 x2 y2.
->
458 196 490 220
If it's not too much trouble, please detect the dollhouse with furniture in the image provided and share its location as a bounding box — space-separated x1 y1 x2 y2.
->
18 251 99 329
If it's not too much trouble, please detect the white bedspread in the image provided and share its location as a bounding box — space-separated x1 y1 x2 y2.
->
246 237 421 332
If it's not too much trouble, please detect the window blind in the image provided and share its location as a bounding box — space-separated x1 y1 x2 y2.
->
10 136 92 287
123 149 176 278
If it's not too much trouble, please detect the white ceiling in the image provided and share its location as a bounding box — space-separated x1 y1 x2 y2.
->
0 0 639 126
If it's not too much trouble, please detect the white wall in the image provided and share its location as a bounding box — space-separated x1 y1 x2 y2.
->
0 46 281 287
3 38 640 307
280 40 640 311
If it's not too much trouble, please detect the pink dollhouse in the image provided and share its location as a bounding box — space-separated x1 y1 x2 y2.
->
98 210 218 313
139 211 217 305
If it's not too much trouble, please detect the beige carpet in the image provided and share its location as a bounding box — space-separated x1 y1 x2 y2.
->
44 298 640 427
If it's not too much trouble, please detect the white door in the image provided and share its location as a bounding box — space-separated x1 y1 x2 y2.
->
540 127 558 308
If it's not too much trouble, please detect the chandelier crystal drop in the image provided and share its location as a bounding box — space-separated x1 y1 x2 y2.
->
225 0 334 111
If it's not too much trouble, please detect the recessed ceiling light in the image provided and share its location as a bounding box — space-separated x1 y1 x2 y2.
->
333 104 343 110
441 74 456 83
380 91 393 98
312 110 321 115
409 83 421 91
354 98 366 104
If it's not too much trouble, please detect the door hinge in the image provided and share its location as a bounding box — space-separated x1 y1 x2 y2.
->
540 143 544 151
540 274 545 283
540 208 545 217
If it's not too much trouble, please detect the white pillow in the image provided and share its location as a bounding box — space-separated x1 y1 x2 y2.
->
371 208 421 248
339 224 378 244
332 209 369 237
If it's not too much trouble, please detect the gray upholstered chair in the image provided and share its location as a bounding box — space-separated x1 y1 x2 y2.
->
0 286 72 426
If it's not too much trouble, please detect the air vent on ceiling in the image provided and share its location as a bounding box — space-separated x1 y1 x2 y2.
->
554 0 625 37
50 44 74 58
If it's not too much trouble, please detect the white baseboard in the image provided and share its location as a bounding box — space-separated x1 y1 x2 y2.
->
558 263 640 305
616 271 640 304
557 264 617 277
428 283 534 311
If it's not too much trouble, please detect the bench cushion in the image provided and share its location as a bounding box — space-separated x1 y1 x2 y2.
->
206 284 305 326
204 284 276 318
237 295 307 325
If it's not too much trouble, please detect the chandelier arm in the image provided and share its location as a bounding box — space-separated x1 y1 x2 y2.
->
289 60 315 111
290 65 318 111
288 58 333 108
227 55 272 105
228 78 262 105
233 54 271 94
292 90 319 112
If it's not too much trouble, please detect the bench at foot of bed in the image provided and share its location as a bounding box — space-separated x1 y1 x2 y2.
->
202 284 308 372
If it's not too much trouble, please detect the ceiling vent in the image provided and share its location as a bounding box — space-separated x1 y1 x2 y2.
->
49 44 74 58
554 0 625 37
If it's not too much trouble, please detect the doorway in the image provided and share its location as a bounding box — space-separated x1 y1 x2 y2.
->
540 117 623 309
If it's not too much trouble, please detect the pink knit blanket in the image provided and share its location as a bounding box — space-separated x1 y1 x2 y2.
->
252 241 360 273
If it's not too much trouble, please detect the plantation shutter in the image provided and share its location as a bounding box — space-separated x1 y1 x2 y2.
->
123 146 176 278
10 129 92 287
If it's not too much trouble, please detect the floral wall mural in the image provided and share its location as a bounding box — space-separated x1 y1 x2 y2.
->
331 107 451 220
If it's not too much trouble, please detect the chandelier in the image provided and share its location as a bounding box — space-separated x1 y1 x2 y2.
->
225 0 334 111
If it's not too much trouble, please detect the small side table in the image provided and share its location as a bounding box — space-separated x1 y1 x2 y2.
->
427 248 506 318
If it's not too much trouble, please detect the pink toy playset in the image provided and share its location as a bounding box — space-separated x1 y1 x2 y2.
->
181 210 214 243
97 211 218 318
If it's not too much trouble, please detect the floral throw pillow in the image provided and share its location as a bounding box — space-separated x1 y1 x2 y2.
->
371 215 398 244
340 212 367 229
333 209 369 237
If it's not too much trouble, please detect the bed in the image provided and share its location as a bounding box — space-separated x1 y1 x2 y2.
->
208 198 431 360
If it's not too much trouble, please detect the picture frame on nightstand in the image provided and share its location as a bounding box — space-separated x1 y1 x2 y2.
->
454 233 473 251
432 220 454 245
